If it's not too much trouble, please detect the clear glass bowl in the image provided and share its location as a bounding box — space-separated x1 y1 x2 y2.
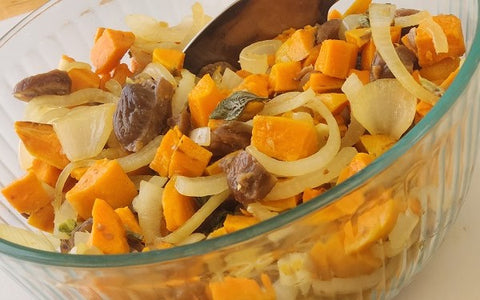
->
0 0 479 299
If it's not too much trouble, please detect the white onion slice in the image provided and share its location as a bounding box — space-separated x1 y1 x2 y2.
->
0 224 60 252
189 127 211 146
420 17 449 54
369 3 439 104
220 68 244 90
343 74 417 140
53 103 116 161
341 115 365 148
162 189 230 245
54 160 95 211
140 62 177 86
247 96 340 177
28 88 118 108
174 173 228 197
394 10 431 28
104 79 123 97
117 134 163 173
263 147 357 201
260 91 304 116
172 69 196 115
239 40 282 74
132 180 164 244
247 203 278 221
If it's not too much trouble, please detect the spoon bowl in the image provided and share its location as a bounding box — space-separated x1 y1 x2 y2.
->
183 0 338 73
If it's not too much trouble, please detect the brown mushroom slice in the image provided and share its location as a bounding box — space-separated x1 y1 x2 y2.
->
316 19 342 44
197 61 236 78
370 45 417 81
220 150 277 206
208 121 252 159
168 108 192 135
13 69 72 101
113 78 174 152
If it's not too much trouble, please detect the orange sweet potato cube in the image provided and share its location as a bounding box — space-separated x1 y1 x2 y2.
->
152 48 185 74
1 171 53 214
28 203 54 233
66 159 138 220
188 74 228 127
168 134 213 177
315 39 358 79
162 178 196 232
269 61 302 93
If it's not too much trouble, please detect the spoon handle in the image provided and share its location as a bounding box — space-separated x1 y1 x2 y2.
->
184 0 338 74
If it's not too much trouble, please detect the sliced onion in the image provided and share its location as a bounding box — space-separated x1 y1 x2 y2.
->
420 17 449 54
126 14 189 43
343 74 416 140
247 203 278 221
104 79 123 97
174 173 228 197
394 10 431 28
172 69 196 115
132 180 164 244
54 160 95 211
141 62 176 86
18 141 34 170
117 134 163 173
28 88 118 108
247 96 340 177
179 2 213 48
260 90 308 116
384 209 419 257
239 40 282 74
369 3 439 104
162 189 230 244
263 147 357 201
0 224 60 252
177 233 206 246
341 115 365 148
189 127 211 146
53 103 116 161
220 68 244 90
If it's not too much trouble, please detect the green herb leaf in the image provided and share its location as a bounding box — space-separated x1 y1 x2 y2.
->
210 91 268 121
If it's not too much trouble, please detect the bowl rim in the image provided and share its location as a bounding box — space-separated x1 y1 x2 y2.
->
0 0 479 268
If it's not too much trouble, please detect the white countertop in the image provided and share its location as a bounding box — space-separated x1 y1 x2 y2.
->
1 12 479 300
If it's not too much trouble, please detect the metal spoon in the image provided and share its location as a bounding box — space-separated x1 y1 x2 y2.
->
183 0 338 74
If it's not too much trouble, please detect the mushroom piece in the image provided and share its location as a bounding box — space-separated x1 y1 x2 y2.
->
370 45 418 81
316 18 342 44
113 78 174 152
207 121 253 159
13 69 71 101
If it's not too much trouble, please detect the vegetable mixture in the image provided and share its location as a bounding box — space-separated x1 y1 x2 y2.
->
1 0 466 297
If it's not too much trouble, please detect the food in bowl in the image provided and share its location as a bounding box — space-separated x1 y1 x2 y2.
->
0 0 470 298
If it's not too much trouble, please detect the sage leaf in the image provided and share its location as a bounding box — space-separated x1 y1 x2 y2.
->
210 91 268 121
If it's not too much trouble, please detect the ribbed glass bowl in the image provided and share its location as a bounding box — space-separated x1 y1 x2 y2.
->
0 0 479 299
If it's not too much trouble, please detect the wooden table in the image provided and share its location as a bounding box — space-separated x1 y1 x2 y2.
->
0 0 48 20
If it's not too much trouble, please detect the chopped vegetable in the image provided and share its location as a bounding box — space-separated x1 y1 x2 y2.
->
188 74 228 127
152 48 185 74
14 121 70 169
90 198 130 254
251 115 319 161
315 39 358 79
162 177 196 232
268 61 302 93
66 159 138 219
90 28 135 74
210 91 268 121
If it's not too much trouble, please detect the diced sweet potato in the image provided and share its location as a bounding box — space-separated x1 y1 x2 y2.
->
303 72 345 93
115 206 142 236
310 230 381 279
315 39 358 79
251 115 319 161
67 68 101 92
268 61 302 93
66 159 138 220
415 14 466 67
343 197 399 254
1 171 53 214
188 74 228 127
28 159 61 187
90 28 136 74
149 127 183 177
419 57 461 85
358 134 396 157
152 48 185 75
223 214 259 233
208 274 274 300
14 121 70 169
90 198 130 254
337 152 375 184
162 178 196 232
275 26 316 63
168 134 213 177
234 74 270 98
28 203 54 233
